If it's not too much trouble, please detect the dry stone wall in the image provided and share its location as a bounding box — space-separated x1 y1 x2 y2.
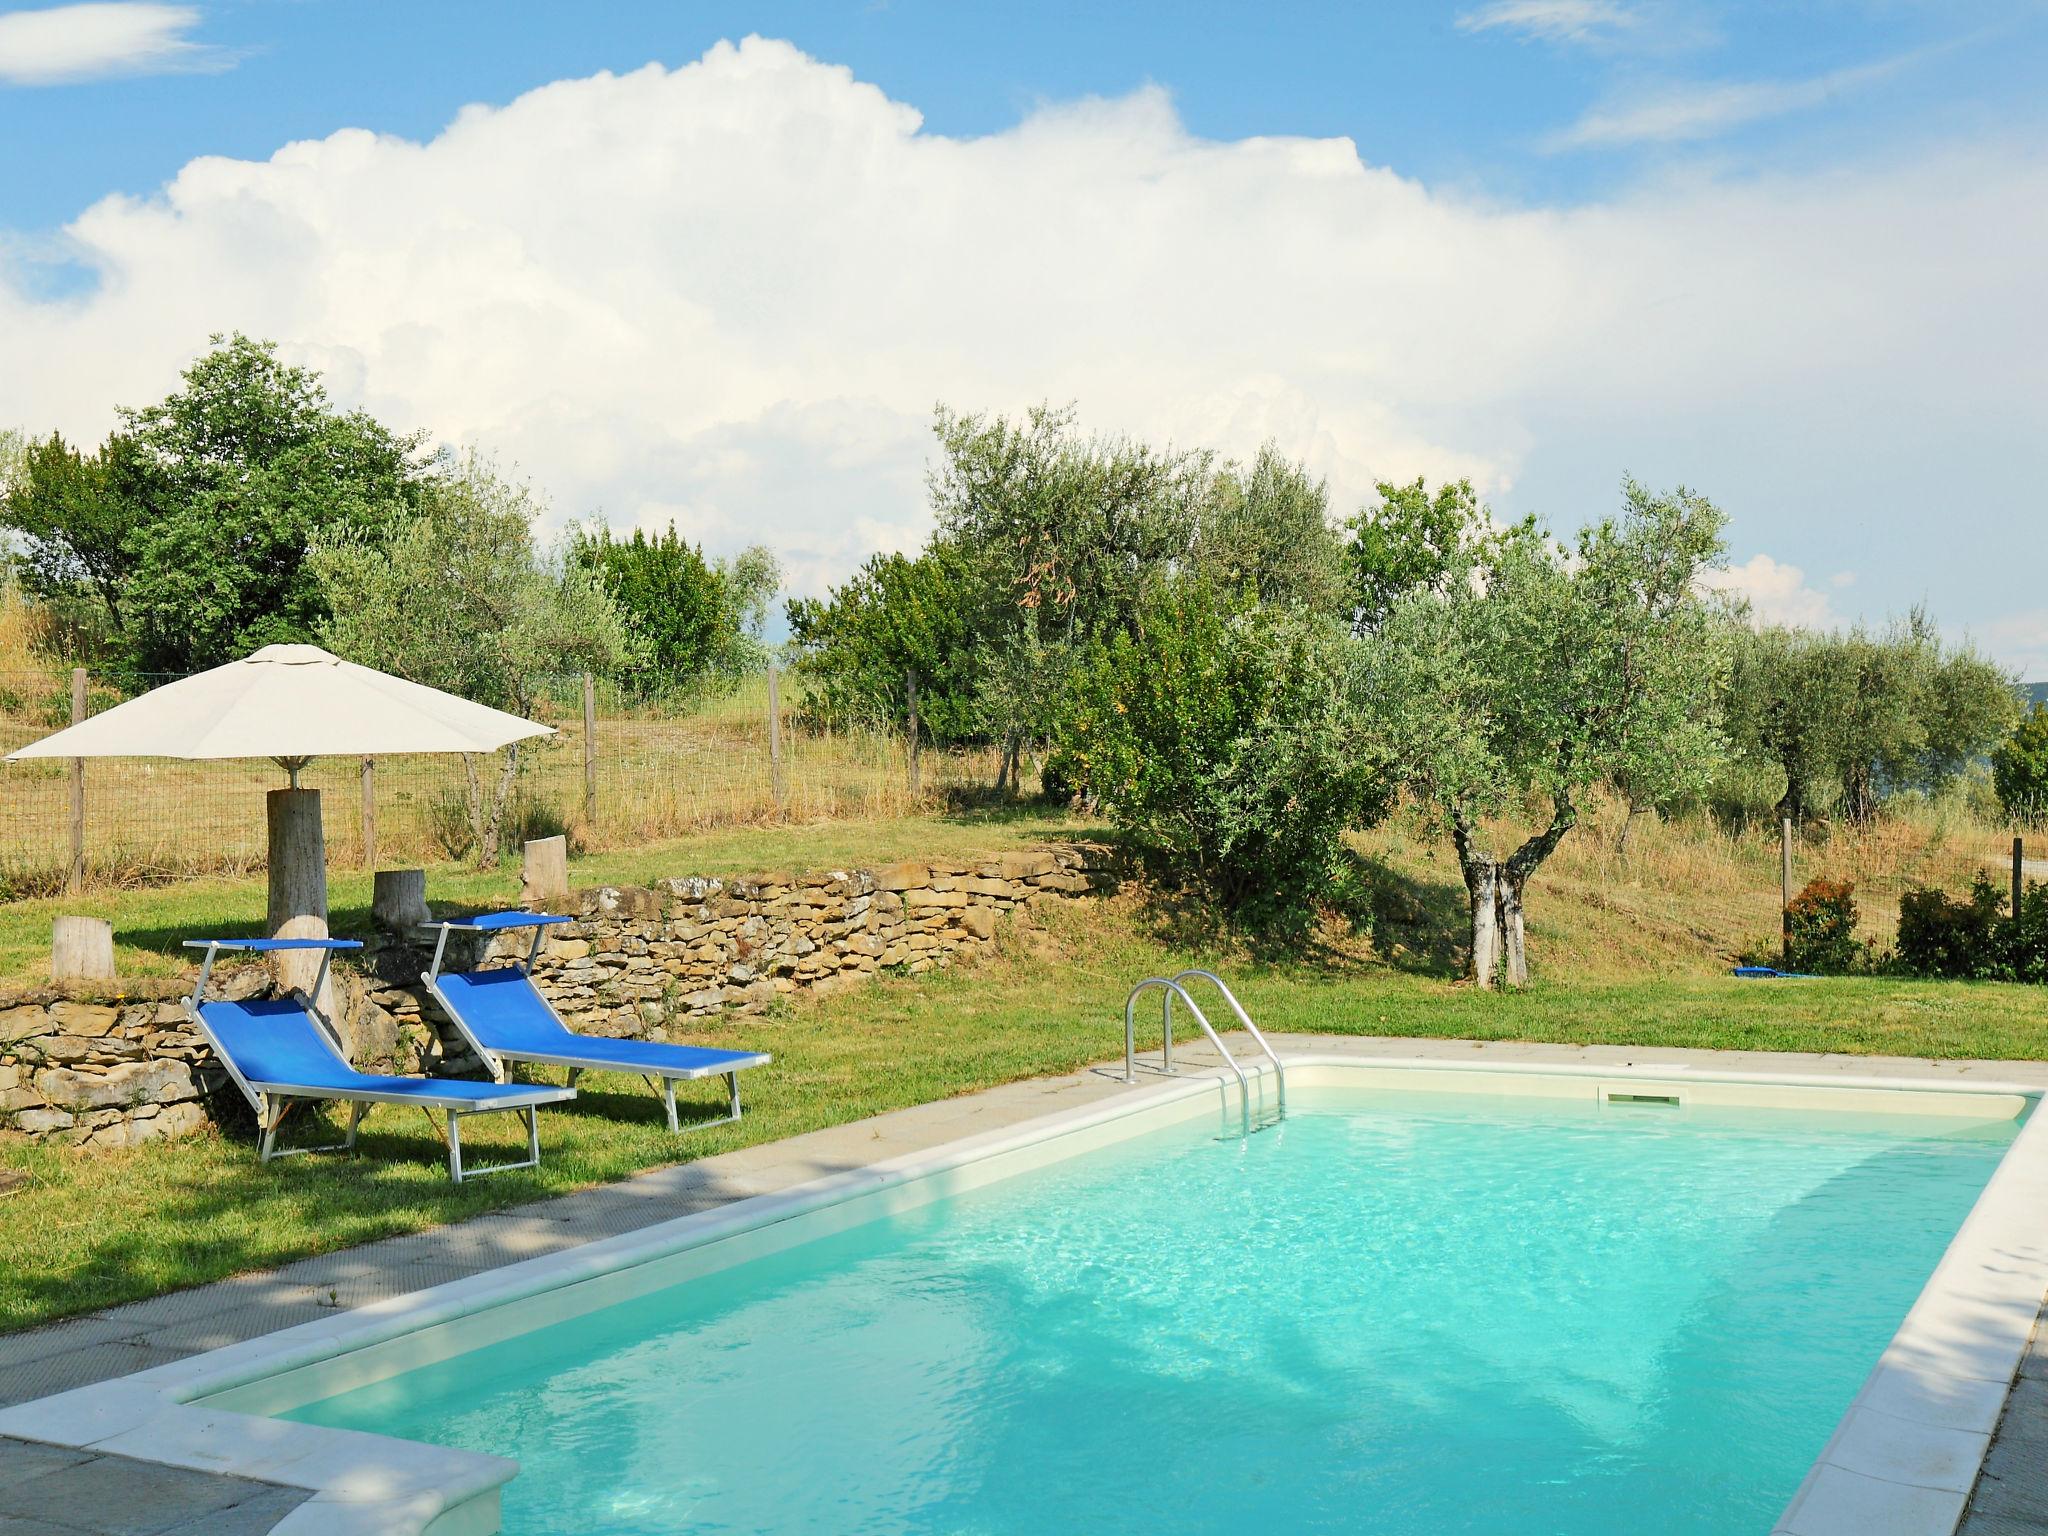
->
0 844 1113 1148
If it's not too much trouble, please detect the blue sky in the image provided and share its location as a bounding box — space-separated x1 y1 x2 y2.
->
7 1 2045 225
2 1 2046 673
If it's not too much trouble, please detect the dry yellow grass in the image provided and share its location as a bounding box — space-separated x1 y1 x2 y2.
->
0 669 1000 893
1357 790 2031 980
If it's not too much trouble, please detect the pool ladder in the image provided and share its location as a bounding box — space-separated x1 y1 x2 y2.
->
1123 970 1286 1133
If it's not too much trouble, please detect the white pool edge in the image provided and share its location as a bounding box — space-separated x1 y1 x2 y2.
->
4 1051 2044 1536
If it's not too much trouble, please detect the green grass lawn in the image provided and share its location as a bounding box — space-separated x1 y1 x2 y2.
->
0 805 1088 982
6 888 2048 1332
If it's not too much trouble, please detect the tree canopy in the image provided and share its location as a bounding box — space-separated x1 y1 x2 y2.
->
569 524 780 696
1061 576 1390 932
311 455 638 865
1725 614 2017 823
787 403 1345 790
1994 703 2048 825
0 334 433 677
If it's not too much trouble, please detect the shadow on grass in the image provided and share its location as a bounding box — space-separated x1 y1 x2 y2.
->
114 900 389 966
0 1077 763 1338
1121 848 1472 981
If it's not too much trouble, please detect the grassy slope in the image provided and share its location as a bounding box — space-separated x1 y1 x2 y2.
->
3 801 2046 1330
0 807 1087 982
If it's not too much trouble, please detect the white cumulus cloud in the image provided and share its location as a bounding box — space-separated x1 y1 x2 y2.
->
0 3 226 85
1700 554 1845 630
0 36 2043 648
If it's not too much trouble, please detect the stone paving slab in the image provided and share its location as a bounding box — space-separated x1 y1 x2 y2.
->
8 1033 2048 1533
0 1441 302 1535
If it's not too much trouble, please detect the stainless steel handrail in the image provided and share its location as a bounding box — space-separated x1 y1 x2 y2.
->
1170 969 1286 1115
1123 976 1255 1132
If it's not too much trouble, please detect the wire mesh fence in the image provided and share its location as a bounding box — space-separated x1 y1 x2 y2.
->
0 668 1002 896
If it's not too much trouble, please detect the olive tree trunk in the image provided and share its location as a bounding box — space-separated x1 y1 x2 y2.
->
462 744 523 868
1453 794 1579 989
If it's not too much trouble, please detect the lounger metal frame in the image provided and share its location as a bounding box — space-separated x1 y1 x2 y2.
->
422 916 768 1134
183 938 566 1183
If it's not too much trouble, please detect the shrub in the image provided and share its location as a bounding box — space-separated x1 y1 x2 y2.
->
1895 876 2008 980
1784 876 1864 973
1059 578 1392 935
503 791 576 857
1994 703 2048 825
2016 880 2048 985
427 787 476 862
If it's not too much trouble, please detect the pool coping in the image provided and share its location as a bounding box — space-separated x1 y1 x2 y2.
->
6 1045 2048 1536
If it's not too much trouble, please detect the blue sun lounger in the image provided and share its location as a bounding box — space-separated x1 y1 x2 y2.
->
183 936 576 1182
422 912 772 1133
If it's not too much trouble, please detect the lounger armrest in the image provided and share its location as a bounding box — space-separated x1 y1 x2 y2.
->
182 937 365 952
419 912 576 933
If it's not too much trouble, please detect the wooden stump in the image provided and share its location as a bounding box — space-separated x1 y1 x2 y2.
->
266 787 332 1011
372 869 431 933
51 916 115 981
521 835 570 907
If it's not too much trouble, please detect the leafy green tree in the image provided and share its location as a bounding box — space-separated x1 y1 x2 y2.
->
789 404 1362 793
1347 477 1490 634
119 336 431 673
710 544 781 678
0 428 24 503
1 432 138 639
1368 479 1731 987
0 335 431 679
1062 577 1392 932
1995 703 2048 824
1193 444 1350 621
1723 626 1851 823
312 455 638 866
786 546 982 742
571 524 723 685
929 404 1214 786
1726 615 2017 824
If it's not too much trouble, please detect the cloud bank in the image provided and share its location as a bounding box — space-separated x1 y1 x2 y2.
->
0 3 225 86
0 36 2043 662
1700 554 1845 630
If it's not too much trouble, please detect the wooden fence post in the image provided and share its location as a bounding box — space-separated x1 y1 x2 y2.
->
360 757 377 870
67 667 86 893
2018 836 2027 925
767 665 787 816
906 671 922 800
1780 815 1794 965
581 672 598 831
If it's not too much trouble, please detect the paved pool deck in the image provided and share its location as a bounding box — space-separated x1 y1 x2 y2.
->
6 1033 2048 1535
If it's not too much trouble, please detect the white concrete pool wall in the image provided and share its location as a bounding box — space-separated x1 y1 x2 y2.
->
2 1052 2044 1536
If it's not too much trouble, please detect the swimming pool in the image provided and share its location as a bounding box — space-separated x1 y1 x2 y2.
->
265 1080 2018 1535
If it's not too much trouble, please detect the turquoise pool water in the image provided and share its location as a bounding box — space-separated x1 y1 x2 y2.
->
286 1089 2018 1534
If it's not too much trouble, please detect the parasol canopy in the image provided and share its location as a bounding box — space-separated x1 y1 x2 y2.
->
5 643 552 771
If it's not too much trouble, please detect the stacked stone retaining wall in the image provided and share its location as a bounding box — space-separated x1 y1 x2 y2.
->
0 844 1112 1148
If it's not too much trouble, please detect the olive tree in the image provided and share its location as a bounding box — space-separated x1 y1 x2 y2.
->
1368 479 1731 987
312 455 638 865
1725 614 2017 824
